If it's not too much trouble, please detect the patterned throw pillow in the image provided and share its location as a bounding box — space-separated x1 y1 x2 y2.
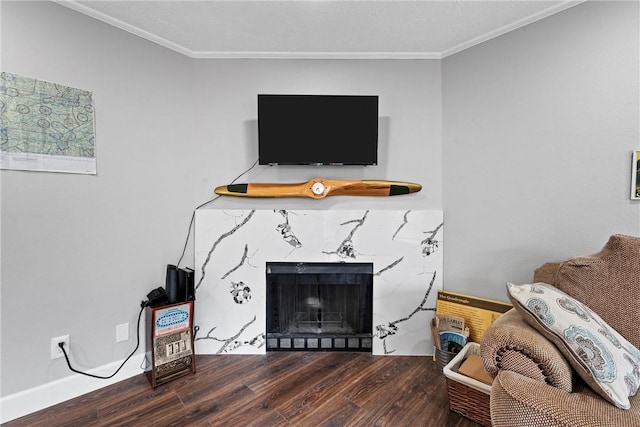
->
507 282 640 410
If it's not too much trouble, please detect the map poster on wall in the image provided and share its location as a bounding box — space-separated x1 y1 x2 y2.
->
0 72 96 174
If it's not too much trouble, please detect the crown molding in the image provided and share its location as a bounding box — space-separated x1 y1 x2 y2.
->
52 0 442 60
54 0 585 60
52 0 194 57
441 0 588 58
189 51 442 59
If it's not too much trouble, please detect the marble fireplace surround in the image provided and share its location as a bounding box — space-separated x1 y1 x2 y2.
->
194 209 443 356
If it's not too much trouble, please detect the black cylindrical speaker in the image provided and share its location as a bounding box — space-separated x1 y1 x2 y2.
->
185 267 195 301
166 264 179 304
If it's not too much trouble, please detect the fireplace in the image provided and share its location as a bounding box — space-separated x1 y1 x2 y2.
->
265 262 373 351
195 209 443 355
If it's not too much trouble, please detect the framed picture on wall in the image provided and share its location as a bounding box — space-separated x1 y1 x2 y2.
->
632 151 640 200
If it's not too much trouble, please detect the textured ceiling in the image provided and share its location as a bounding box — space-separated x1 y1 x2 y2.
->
55 0 585 58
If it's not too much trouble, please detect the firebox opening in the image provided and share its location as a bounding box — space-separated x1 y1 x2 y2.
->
266 262 373 352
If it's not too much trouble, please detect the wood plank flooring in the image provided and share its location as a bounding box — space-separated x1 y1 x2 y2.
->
4 352 482 427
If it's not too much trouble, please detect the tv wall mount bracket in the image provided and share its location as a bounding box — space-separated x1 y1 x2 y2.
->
214 178 421 199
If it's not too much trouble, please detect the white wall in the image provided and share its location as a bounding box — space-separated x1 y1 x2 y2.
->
442 1 640 301
1 1 440 403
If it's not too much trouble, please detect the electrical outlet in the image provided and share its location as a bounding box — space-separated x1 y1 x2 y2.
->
116 323 129 343
51 335 69 360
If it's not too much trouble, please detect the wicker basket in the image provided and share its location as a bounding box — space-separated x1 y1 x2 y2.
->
443 342 492 427
435 348 457 374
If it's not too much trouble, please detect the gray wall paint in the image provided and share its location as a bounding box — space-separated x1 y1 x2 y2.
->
1 2 440 396
442 1 640 301
191 59 442 212
2 0 639 400
1 1 198 396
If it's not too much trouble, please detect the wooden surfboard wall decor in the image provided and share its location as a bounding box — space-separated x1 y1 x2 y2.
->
214 178 422 199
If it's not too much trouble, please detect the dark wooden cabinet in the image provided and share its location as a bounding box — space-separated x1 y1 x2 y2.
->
145 301 196 388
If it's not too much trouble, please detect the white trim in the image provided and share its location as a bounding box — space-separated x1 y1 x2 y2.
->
441 0 588 58
0 353 146 424
51 0 194 57
53 0 585 60
190 51 442 59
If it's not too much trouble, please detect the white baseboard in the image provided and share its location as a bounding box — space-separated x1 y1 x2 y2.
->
0 353 146 423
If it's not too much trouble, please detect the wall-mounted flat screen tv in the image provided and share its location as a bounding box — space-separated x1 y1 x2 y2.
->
258 94 378 166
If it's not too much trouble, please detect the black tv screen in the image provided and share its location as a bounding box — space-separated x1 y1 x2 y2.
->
258 94 378 165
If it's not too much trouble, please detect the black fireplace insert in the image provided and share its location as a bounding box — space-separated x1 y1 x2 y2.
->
265 262 373 351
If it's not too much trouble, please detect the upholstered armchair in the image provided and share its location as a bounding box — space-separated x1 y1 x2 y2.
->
481 234 640 427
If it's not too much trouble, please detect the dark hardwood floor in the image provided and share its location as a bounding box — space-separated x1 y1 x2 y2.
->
4 352 482 426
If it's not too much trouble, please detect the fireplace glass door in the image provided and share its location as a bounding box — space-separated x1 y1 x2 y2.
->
266 262 373 351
